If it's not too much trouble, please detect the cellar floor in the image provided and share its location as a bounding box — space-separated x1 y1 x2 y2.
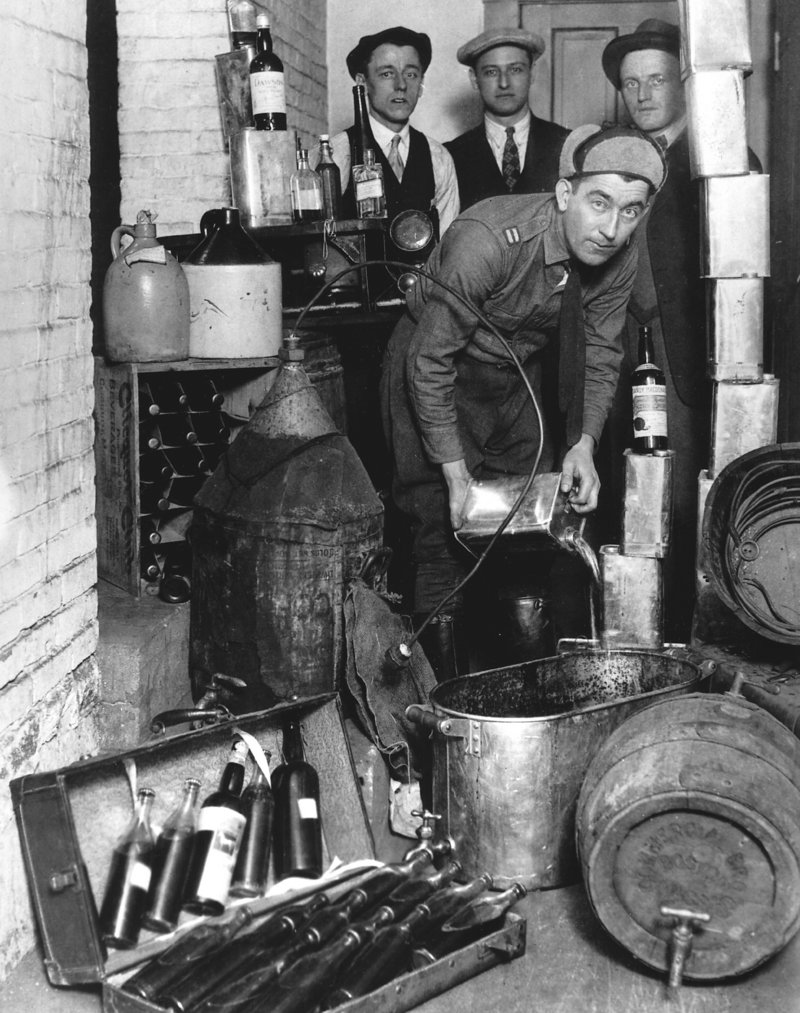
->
3 881 800 1013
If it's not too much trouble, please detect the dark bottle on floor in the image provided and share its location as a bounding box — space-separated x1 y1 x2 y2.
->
230 765 274 897
98 788 157 949
273 719 322 879
183 740 248 916
142 778 201 933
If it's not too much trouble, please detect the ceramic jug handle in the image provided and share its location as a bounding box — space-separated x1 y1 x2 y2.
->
199 209 224 237
110 224 135 259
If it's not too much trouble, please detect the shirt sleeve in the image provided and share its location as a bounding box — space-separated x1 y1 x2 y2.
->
407 218 506 463
428 139 460 235
580 239 639 444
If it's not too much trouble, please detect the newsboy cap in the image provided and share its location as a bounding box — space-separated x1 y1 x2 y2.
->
457 27 545 66
559 123 667 193
601 19 680 89
346 26 432 79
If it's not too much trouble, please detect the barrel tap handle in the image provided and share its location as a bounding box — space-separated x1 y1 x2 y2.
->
660 905 710 989
404 810 455 862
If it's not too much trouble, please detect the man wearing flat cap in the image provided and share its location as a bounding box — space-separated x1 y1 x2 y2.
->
381 125 665 679
445 28 569 210
599 19 760 641
325 26 459 233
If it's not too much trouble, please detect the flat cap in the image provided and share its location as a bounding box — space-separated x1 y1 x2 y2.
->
346 26 432 79
559 123 667 193
457 27 545 67
602 19 680 88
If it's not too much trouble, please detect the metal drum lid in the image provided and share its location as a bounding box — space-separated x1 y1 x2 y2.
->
701 442 800 643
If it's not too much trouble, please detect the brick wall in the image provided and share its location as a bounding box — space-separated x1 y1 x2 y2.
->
117 0 328 236
0 4 100 984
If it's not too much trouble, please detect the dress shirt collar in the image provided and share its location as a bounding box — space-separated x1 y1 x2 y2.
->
654 114 688 150
484 110 531 151
368 114 410 156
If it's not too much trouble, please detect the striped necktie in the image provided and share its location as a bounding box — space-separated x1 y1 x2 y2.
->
388 134 405 180
502 126 520 190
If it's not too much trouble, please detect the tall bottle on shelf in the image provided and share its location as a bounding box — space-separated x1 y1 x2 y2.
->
98 788 157 949
183 740 248 916
273 719 323 879
290 149 324 223
631 324 668 453
249 13 287 130
143 778 201 933
317 134 343 220
351 83 372 172
226 0 257 51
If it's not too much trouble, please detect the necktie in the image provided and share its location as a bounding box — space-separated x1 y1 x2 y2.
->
558 265 586 447
653 133 669 150
388 134 405 180
502 127 520 190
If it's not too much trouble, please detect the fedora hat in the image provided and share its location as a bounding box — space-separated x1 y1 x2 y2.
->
601 19 680 89
346 26 432 79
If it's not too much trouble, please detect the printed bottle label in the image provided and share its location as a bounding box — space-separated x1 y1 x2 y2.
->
632 387 668 437
355 177 384 201
195 806 247 904
294 189 323 210
251 71 286 115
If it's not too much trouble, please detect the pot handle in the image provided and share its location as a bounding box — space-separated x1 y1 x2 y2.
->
405 704 457 736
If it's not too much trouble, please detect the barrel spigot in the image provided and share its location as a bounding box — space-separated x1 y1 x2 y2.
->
404 809 456 862
660 905 710 989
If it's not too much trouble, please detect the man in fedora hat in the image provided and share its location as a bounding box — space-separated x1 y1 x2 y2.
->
446 28 569 210
600 18 760 641
324 26 459 233
380 125 666 679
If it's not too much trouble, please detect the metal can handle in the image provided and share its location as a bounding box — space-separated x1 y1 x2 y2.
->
405 704 453 735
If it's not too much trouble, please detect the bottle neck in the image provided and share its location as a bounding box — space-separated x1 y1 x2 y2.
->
282 720 305 763
638 327 655 365
178 778 201 817
220 742 247 794
256 24 273 54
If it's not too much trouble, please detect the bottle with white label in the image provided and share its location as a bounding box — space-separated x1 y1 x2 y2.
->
289 149 324 223
631 325 668 453
249 13 286 130
273 719 323 879
98 787 157 949
352 148 386 219
182 741 248 916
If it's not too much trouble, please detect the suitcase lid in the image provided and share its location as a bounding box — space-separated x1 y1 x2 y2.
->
11 693 374 986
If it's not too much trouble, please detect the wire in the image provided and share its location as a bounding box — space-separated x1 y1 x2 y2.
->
289 258 546 653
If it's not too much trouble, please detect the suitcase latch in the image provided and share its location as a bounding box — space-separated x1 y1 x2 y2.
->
49 866 79 893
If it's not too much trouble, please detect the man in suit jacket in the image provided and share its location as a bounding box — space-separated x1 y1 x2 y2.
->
445 28 569 210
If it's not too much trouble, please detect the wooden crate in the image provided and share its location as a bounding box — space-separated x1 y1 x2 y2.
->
94 356 279 597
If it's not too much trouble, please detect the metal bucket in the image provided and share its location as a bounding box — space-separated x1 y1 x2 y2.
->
407 649 711 890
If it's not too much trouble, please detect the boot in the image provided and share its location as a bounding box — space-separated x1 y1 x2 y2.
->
414 612 465 683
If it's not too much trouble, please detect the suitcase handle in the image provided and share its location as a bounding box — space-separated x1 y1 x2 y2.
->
150 706 232 734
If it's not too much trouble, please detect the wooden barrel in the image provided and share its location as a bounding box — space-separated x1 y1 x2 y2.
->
576 691 800 980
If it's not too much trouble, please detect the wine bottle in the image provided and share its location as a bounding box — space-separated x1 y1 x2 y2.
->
143 779 201 933
141 515 163 546
139 482 171 516
351 83 372 171
631 324 668 452
182 741 248 916
139 450 174 484
98 788 157 949
353 149 386 219
273 719 323 880
325 874 493 1008
141 545 163 583
160 892 328 1013
363 859 462 929
148 379 190 413
290 149 324 223
138 382 162 421
188 411 231 446
411 882 527 967
230 765 274 897
186 378 225 412
249 14 287 131
317 134 342 220
227 0 257 51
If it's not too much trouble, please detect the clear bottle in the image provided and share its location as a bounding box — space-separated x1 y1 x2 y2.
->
230 765 275 897
317 135 342 220
143 778 201 933
227 0 257 51
353 149 386 219
182 740 248 915
98 788 157 949
249 13 287 130
290 150 324 223
632 325 668 453
273 719 323 879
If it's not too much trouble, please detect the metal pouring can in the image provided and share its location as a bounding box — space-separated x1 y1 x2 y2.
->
599 545 663 650
214 49 255 141
620 449 674 558
230 128 295 227
707 278 764 382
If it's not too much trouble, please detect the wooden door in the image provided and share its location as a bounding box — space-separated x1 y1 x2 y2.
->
486 1 679 128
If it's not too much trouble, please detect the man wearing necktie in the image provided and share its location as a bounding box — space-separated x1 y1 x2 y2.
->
380 126 665 679
599 19 761 641
325 26 459 234
445 28 569 210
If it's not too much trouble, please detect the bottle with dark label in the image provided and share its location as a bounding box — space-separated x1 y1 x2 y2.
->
317 135 342 220
351 83 372 172
230 765 274 897
631 325 668 453
182 741 248 916
123 904 254 1003
98 787 157 949
273 719 323 879
143 778 201 933
249 13 286 130
353 148 386 219
290 149 324 223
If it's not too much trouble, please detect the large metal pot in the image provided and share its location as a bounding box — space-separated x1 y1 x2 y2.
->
406 648 713 890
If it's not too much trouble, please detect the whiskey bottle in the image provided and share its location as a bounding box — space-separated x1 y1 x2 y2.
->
631 325 668 453
143 778 201 933
182 741 248 916
98 788 157 949
290 149 324 223
230 766 274 897
353 149 386 219
273 719 322 880
249 13 286 130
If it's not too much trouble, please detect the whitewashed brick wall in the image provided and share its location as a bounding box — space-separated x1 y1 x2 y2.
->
117 0 328 236
0 5 101 983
